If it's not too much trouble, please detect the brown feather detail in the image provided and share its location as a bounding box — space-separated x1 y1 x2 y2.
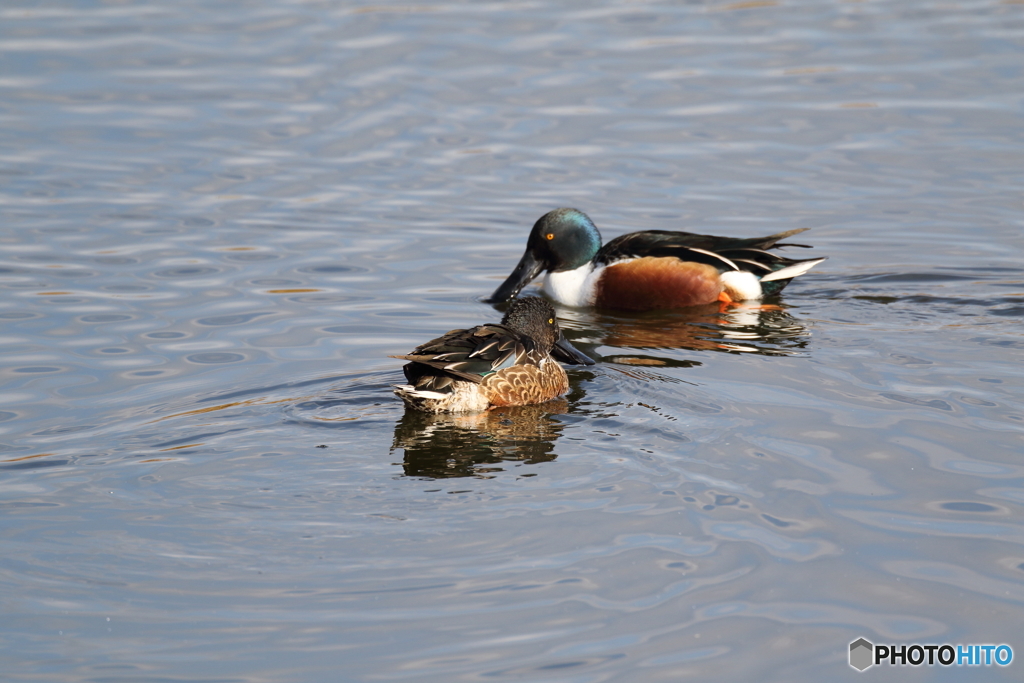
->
596 257 723 310
468 340 500 358
481 362 569 408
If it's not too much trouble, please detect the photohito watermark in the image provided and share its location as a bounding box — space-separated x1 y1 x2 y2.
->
849 638 1013 671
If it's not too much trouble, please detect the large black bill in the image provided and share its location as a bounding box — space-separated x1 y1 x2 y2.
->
552 333 595 366
483 250 544 303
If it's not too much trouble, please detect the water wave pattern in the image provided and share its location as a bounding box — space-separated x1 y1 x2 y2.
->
2 0 1023 681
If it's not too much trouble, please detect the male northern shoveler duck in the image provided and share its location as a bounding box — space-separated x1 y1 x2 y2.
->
391 297 594 413
484 208 826 311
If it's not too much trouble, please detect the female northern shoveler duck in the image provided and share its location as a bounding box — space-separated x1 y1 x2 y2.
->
391 297 594 413
485 208 826 311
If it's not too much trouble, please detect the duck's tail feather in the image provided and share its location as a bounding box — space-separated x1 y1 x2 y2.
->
758 257 828 295
760 257 827 283
753 227 814 250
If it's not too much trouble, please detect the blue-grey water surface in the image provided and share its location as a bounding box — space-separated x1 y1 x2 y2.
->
2 1 1023 681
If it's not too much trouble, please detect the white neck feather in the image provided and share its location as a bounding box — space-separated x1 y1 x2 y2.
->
542 263 601 307
720 271 763 300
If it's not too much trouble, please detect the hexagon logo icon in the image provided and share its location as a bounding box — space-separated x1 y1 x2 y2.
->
849 638 874 671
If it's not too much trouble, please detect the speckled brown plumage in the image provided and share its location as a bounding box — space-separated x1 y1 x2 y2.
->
481 360 569 407
390 297 593 413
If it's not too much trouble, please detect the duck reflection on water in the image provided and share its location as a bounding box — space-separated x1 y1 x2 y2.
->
556 301 813 367
392 396 584 479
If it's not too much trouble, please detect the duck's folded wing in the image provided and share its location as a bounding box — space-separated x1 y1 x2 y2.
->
597 229 818 274
391 324 530 383
598 228 808 259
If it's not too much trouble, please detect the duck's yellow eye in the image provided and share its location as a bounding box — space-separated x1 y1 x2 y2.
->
548 318 554 325
545 233 554 240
